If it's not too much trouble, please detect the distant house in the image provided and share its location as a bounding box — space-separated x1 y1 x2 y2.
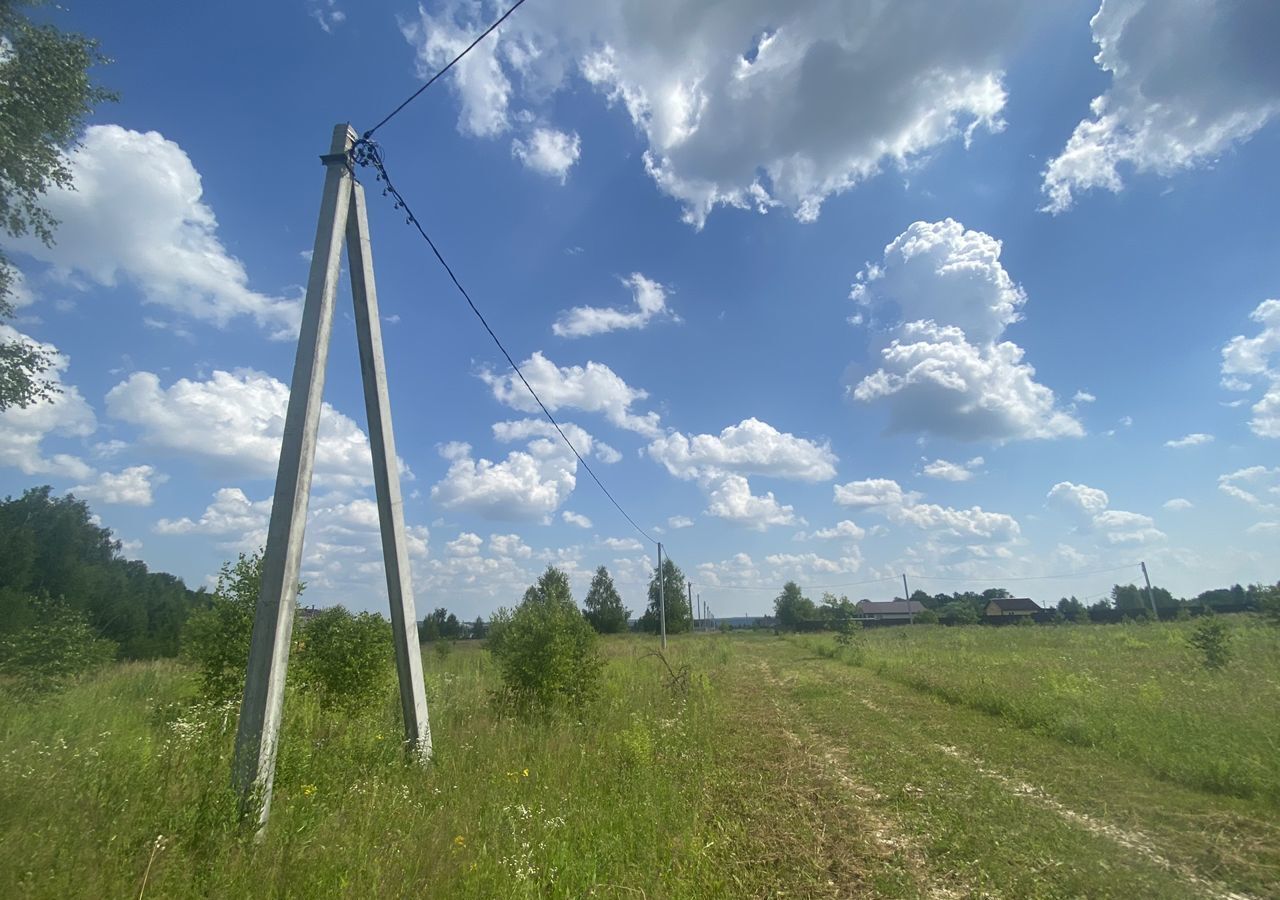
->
856 599 926 622
983 597 1040 619
297 605 324 622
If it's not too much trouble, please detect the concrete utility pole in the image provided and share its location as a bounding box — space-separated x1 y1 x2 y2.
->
233 124 431 831
902 573 914 624
697 592 701 631
1141 561 1158 618
657 543 667 650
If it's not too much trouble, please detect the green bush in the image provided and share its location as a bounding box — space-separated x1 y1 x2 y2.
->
0 594 116 694
914 608 939 625
294 607 393 709
487 566 602 713
1188 618 1232 670
181 552 263 701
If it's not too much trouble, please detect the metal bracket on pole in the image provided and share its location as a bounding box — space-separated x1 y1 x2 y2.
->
232 123 432 831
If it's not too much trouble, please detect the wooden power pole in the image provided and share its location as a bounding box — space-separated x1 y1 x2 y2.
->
232 124 431 830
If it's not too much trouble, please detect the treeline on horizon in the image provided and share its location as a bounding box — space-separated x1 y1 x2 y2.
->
2 486 1275 662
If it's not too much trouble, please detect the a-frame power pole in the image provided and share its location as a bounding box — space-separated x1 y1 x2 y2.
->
233 124 431 829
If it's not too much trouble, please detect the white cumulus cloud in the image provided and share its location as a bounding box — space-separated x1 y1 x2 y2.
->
1221 299 1280 438
105 369 394 487
921 456 984 482
562 510 592 528
72 464 164 507
512 127 582 182
8 126 300 338
553 273 676 338
1162 498 1194 512
1043 0 1280 213
849 220 1082 443
400 0 1030 227
1164 433 1214 448
647 417 837 482
481 352 661 436
1047 480 1164 545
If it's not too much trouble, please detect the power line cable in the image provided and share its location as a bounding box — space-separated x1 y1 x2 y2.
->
363 0 531 140
349 138 658 547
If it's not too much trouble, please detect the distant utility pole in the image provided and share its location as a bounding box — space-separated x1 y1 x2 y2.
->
687 581 694 632
1141 561 1158 618
902 573 914 624
233 124 430 832
697 592 701 631
657 542 667 650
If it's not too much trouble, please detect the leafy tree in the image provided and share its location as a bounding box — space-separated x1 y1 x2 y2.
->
583 565 630 634
0 487 201 656
471 616 488 639
638 557 691 634
774 581 815 631
0 1 115 409
915 607 939 625
420 607 462 641
487 566 602 713
1256 583 1280 626
908 589 935 610
294 607 393 710
938 599 978 626
0 593 115 694
181 552 265 701
819 592 857 622
1057 596 1088 623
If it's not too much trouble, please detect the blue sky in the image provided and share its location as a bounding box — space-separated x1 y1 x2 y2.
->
3 0 1278 619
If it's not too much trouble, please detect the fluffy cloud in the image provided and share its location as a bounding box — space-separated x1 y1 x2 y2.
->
667 515 694 529
704 472 799 530
647 417 833 530
489 533 533 560
601 536 643 552
1162 498 1194 512
849 220 1082 442
512 127 582 182
553 273 676 339
1165 433 1214 449
1043 0 1280 212
446 532 484 557
9 126 299 337
1047 481 1164 545
157 488 430 598
832 478 915 510
648 417 836 482
481 352 661 436
921 456 984 482
1221 299 1280 438
801 519 866 542
835 476 1019 547
105 369 392 487
72 465 164 507
562 510 592 528
1218 466 1279 510
0 326 95 480
401 0 1028 227
430 435 578 522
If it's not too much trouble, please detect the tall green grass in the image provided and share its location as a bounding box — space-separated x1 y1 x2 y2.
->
0 638 736 898
802 617 1280 803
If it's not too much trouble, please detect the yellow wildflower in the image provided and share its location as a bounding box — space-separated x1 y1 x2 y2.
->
302 784 317 797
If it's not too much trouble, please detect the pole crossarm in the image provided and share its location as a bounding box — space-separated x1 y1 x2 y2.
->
232 124 431 831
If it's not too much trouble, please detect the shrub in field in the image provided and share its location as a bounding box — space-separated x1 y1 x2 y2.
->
294 607 393 709
487 566 602 713
181 552 263 700
1258 584 1280 626
1188 618 1232 669
915 608 939 625
0 594 116 694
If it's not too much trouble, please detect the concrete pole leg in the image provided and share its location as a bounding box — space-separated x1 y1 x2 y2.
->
346 178 433 760
232 124 354 829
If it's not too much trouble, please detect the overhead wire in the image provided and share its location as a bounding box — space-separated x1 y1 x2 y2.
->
349 139 658 547
362 0 531 140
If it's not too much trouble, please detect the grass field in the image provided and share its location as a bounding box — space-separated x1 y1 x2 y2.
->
2 619 1277 898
